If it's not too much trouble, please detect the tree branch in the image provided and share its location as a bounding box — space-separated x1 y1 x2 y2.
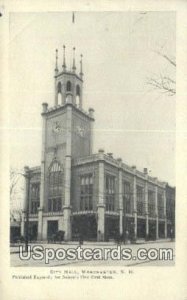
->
147 75 176 96
154 50 176 67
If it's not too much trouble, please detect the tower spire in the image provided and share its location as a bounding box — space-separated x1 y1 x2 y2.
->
62 45 66 71
79 54 83 79
72 47 76 72
55 49 59 75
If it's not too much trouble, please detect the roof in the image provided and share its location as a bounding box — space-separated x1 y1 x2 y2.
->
28 154 173 188
72 153 167 188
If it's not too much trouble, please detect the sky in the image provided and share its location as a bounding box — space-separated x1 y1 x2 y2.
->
9 11 176 192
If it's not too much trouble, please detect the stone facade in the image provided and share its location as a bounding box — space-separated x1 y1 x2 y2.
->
21 47 175 242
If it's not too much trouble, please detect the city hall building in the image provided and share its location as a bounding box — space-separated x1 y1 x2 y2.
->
21 47 175 242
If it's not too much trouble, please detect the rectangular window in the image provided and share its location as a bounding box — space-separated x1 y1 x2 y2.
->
48 198 61 212
31 201 39 214
123 181 132 214
57 198 61 211
79 174 93 211
148 190 155 217
137 185 145 216
48 199 52 212
158 193 164 218
105 175 115 211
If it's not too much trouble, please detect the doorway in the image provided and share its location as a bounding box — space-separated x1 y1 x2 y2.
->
47 220 58 239
28 222 38 241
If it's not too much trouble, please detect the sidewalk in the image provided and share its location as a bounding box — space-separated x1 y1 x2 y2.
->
10 241 175 267
10 238 174 254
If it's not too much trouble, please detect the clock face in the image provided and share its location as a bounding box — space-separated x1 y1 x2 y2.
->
52 121 64 134
76 125 86 137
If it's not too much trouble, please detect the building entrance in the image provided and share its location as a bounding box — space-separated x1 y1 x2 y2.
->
137 218 146 239
47 220 58 240
105 216 119 241
149 220 156 240
28 221 38 241
72 214 97 241
123 216 134 241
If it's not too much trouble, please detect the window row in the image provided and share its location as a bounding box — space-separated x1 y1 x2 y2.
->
105 176 115 211
123 181 132 214
166 207 174 219
106 195 115 211
158 207 165 218
48 198 62 212
31 183 40 199
32 163 166 216
79 175 93 211
31 201 40 214
48 162 63 198
80 196 93 211
137 202 146 215
80 174 93 195
148 203 156 217
57 81 80 95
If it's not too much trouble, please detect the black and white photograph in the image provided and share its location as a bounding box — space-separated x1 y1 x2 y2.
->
8 10 177 268
1 1 187 299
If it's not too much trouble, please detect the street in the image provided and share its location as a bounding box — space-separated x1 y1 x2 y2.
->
10 240 175 267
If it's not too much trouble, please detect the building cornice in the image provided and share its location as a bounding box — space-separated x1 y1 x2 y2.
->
72 153 168 188
41 102 94 121
54 70 83 82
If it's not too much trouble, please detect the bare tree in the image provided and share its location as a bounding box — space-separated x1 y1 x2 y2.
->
10 168 23 222
10 209 22 223
147 50 176 96
10 168 21 200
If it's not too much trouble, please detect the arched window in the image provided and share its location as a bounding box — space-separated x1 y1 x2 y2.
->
48 161 63 212
76 85 80 107
57 82 62 105
66 81 72 92
57 82 61 93
76 85 80 96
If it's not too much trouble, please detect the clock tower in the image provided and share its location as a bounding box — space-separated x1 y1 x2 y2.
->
38 46 94 241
